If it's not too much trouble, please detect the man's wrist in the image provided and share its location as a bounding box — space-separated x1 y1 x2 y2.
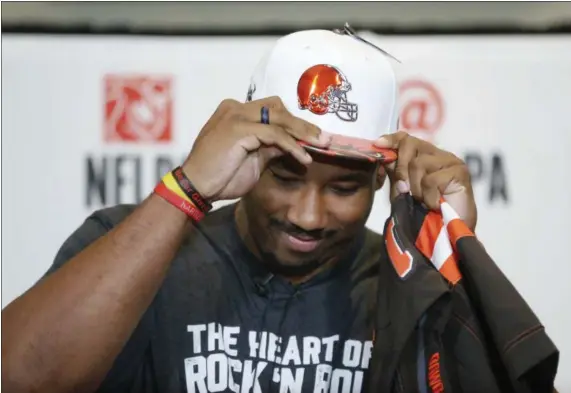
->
181 162 217 202
152 170 207 223
172 166 213 213
148 193 193 222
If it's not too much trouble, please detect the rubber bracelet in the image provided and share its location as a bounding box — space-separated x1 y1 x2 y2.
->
160 172 208 221
154 182 205 223
171 166 212 213
162 172 193 203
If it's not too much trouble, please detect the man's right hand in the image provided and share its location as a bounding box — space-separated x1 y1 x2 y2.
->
182 96 331 202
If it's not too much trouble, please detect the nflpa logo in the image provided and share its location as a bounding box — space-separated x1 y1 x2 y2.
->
104 75 173 142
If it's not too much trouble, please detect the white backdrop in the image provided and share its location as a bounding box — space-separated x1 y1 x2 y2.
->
3 34 571 390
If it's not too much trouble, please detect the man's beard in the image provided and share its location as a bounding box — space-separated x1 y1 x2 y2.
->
255 217 338 277
257 248 325 277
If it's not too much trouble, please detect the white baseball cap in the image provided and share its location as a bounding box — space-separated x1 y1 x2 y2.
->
246 25 399 163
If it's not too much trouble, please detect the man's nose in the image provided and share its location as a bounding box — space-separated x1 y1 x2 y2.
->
286 187 328 232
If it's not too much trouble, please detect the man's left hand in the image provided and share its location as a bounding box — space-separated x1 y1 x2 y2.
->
374 131 477 231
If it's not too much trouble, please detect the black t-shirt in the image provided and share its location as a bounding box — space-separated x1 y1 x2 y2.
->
47 203 384 393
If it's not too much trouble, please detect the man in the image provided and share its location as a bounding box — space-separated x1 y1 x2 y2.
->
3 29 478 393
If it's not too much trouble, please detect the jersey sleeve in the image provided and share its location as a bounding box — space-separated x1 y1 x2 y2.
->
44 206 156 393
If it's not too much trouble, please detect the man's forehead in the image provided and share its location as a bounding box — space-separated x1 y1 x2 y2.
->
271 153 377 175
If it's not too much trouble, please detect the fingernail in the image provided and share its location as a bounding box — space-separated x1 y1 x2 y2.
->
317 131 332 145
374 136 390 147
396 180 410 194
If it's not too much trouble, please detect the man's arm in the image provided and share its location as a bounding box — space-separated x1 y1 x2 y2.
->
2 195 190 393
1 96 324 393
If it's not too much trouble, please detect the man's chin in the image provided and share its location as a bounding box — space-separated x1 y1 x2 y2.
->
261 253 324 278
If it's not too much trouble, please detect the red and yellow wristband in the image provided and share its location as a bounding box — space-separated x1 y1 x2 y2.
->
171 166 212 213
154 171 206 223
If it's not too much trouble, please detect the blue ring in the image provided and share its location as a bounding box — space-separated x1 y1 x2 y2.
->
261 106 270 125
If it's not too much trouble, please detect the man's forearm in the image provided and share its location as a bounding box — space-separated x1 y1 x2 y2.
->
2 194 191 393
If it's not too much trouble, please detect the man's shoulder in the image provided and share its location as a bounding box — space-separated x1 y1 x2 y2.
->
348 226 385 277
86 202 236 231
362 227 385 259
52 203 237 270
364 226 384 245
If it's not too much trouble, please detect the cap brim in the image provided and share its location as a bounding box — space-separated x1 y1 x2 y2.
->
298 133 397 164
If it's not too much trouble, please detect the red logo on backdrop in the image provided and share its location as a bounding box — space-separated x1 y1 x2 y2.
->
104 75 173 143
399 79 444 140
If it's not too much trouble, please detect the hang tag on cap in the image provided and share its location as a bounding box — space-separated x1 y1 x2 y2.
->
333 22 401 64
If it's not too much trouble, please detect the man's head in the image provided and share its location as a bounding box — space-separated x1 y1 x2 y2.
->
239 153 386 277
237 26 398 277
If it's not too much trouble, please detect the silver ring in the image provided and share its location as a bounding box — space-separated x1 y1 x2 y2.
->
261 106 270 125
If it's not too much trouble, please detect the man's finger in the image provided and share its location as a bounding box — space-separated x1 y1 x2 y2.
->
195 99 240 144
250 123 313 165
386 161 410 202
375 131 439 155
392 134 418 184
409 154 462 200
421 182 442 211
421 165 467 208
285 117 331 147
378 131 417 187
374 130 409 149
241 97 328 146
259 146 283 162
409 157 428 202
419 166 457 210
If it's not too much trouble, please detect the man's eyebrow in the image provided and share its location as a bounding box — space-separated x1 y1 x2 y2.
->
270 158 305 174
269 157 375 181
331 172 372 183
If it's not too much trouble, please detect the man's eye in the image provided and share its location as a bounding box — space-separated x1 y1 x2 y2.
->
330 185 360 196
271 171 299 184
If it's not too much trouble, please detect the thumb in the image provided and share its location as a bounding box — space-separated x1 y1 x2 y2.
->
373 133 398 149
383 161 410 202
260 146 282 163
375 131 411 201
375 129 410 149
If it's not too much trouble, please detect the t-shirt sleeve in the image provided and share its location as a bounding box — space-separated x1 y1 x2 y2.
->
43 214 110 277
44 207 156 393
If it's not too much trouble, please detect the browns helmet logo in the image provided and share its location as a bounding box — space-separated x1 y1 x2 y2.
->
297 64 358 122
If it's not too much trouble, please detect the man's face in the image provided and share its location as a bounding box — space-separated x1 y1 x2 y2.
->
239 152 383 277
